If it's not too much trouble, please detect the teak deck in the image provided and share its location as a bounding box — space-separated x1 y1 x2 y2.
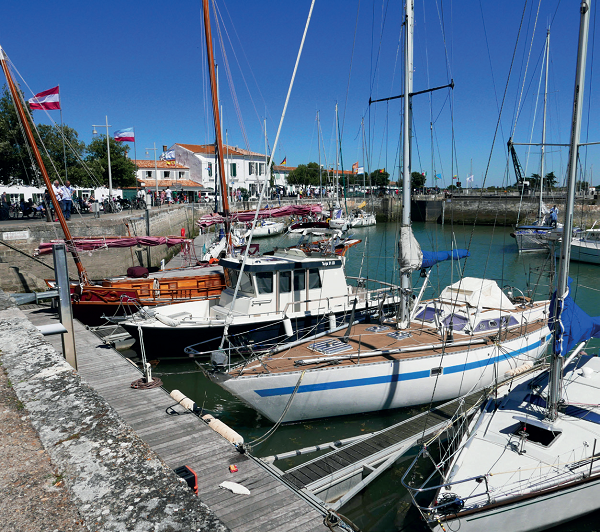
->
23 307 328 532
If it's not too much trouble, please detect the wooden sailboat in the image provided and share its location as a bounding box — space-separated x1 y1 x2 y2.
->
0 47 225 325
403 4 600 530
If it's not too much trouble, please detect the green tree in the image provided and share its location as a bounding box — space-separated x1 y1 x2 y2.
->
36 124 87 185
544 171 558 190
0 84 38 185
86 136 137 188
287 162 321 187
370 168 390 188
411 171 426 190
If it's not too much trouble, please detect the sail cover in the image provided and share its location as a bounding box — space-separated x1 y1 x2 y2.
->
35 236 190 256
550 277 600 356
197 204 322 228
398 226 470 273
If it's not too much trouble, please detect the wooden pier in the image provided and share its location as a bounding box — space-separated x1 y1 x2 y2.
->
22 305 330 532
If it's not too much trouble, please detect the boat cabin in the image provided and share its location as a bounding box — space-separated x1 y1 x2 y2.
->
213 250 349 316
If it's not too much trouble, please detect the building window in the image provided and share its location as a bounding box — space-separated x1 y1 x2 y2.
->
146 171 152 178
230 163 237 177
208 162 213 177
179 172 185 179
249 162 255 175
164 171 170 179
259 163 265 175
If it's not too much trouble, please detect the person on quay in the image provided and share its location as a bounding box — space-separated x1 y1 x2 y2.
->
60 180 73 220
52 180 62 221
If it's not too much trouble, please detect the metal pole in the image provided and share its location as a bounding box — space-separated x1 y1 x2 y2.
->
106 116 113 200
52 243 77 369
549 0 591 421
400 0 414 328
539 29 550 220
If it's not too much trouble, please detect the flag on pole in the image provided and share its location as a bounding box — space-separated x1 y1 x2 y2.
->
28 86 60 110
452 175 457 180
280 157 287 165
352 162 359 174
435 174 442 180
358 166 364 174
466 175 474 184
159 149 175 161
114 128 135 142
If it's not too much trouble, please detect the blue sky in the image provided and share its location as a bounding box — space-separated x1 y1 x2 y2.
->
1 0 597 188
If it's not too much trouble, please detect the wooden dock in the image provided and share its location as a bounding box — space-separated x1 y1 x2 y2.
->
22 305 329 532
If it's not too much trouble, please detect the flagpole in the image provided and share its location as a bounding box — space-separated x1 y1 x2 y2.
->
59 86 68 183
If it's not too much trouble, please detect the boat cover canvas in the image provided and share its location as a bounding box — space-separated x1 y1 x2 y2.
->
550 277 600 356
35 236 190 255
439 277 515 310
196 204 322 228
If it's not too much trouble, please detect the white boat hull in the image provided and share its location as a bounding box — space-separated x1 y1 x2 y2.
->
433 475 600 532
218 328 551 422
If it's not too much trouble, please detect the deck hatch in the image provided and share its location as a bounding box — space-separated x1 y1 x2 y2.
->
307 340 353 355
386 331 412 341
366 325 390 333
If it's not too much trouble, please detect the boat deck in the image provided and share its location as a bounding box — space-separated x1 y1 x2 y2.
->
22 306 329 532
232 303 548 377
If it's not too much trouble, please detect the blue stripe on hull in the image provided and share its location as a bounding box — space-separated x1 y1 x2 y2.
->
254 333 551 398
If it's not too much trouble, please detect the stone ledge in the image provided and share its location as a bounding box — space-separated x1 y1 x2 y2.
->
0 301 229 532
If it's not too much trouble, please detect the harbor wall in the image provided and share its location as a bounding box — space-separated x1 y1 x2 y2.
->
0 292 229 531
0 204 210 293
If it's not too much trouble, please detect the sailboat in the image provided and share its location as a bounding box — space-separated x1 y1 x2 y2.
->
205 1 551 423
402 4 600 531
0 49 227 326
510 30 562 253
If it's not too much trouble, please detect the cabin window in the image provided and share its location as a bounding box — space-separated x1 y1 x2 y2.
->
230 163 237 177
308 268 322 289
223 268 254 294
294 270 305 291
279 271 291 293
256 272 273 294
474 315 518 332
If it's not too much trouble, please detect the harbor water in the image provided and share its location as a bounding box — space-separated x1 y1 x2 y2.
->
123 222 600 531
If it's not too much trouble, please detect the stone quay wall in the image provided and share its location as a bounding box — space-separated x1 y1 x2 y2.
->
0 204 211 293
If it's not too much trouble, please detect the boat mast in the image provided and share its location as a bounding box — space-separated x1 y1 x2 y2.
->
539 29 550 221
548 0 591 421
0 47 89 285
318 111 322 196
335 102 339 207
400 0 414 327
202 0 230 234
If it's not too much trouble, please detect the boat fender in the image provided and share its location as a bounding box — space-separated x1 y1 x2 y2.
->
202 414 244 445
283 318 293 337
155 314 180 327
329 314 337 332
170 389 202 414
504 362 533 377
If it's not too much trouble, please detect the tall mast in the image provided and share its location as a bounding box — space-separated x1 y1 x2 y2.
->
202 0 230 225
317 111 322 196
335 102 339 206
539 29 550 220
400 0 414 327
548 0 591 421
0 47 89 285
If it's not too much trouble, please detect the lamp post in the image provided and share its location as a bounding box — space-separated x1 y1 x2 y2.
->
92 116 113 200
145 143 159 207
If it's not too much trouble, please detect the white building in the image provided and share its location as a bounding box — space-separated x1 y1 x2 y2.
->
134 160 190 183
172 143 271 195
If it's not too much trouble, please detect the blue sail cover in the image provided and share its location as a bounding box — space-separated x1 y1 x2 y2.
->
421 249 470 269
550 277 600 356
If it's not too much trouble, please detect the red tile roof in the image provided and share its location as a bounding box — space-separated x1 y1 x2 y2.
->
134 160 188 169
274 165 296 172
176 143 265 158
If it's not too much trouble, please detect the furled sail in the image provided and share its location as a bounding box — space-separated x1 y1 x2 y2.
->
550 277 600 356
398 226 469 273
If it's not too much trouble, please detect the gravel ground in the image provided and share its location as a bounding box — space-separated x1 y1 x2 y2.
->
0 362 87 532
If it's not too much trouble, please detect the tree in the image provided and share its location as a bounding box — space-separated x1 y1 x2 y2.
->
0 84 38 185
577 180 590 192
86 136 137 188
370 169 390 188
544 171 558 190
287 162 321 187
411 171 426 190
36 124 87 185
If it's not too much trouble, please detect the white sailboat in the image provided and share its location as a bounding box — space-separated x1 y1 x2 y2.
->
205 1 551 424
403 4 600 530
